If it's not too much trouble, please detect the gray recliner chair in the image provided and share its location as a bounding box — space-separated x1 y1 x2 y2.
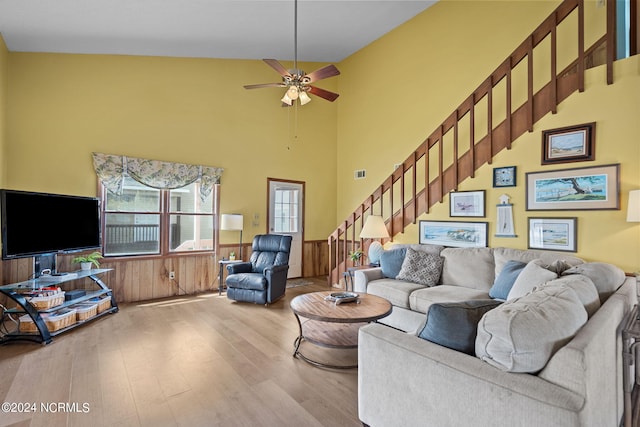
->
225 234 292 305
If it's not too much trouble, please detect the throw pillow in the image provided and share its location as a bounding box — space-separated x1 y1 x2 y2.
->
396 248 444 287
540 275 600 318
562 262 626 303
475 284 588 373
546 259 574 275
489 260 527 300
379 248 407 279
506 259 557 301
418 299 503 354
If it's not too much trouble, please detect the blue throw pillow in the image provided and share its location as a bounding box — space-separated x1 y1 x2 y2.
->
418 300 503 355
379 248 407 278
489 260 527 300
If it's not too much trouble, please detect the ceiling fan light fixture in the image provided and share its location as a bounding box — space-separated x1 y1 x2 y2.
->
299 91 311 105
287 85 299 100
281 92 293 105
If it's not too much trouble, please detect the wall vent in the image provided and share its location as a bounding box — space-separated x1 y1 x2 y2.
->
354 169 366 180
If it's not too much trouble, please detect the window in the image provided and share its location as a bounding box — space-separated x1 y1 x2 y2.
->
272 187 299 233
102 176 218 257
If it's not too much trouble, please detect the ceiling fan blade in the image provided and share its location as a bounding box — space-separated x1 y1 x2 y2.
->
305 64 340 83
308 85 340 102
243 83 286 89
263 59 292 78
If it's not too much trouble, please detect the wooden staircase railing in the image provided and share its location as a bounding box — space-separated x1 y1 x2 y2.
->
328 0 619 287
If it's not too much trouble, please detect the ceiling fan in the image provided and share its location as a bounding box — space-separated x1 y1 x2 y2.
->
243 0 340 106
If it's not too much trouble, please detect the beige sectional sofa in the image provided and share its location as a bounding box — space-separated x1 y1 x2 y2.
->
354 245 635 427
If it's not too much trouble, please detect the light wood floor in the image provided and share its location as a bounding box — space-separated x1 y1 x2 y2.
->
0 278 362 427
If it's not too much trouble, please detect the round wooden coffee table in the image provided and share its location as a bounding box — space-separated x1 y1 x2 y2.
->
290 291 392 369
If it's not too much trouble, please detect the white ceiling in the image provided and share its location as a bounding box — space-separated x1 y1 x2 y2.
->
0 0 437 62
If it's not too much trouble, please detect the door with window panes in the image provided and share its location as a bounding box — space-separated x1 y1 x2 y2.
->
268 179 303 278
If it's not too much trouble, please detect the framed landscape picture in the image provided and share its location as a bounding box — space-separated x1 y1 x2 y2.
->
542 122 595 164
419 220 488 248
525 163 619 210
449 190 485 217
528 217 577 252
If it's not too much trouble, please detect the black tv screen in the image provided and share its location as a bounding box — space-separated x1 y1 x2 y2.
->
1 189 101 259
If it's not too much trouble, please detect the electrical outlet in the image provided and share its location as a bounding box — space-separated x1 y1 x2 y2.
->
169 271 175 280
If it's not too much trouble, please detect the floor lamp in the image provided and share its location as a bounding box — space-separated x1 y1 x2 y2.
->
221 214 244 260
360 215 390 266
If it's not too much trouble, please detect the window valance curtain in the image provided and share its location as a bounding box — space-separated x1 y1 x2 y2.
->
92 153 224 202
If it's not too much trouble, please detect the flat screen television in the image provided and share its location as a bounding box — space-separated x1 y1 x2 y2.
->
0 189 101 262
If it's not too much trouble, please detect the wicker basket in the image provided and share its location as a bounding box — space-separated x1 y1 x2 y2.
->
19 308 77 332
73 303 98 321
26 291 65 310
90 295 112 314
45 308 77 331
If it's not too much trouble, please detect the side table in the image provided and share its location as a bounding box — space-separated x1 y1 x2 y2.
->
218 259 242 295
344 265 377 292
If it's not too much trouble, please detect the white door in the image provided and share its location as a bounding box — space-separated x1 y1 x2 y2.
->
268 179 303 278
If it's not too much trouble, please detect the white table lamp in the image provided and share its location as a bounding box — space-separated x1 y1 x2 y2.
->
221 213 244 259
360 215 390 265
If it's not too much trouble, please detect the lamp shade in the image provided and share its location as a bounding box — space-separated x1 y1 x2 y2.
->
628 190 640 222
221 214 244 230
360 215 390 239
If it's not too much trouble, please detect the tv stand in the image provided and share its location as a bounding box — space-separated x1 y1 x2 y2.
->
0 268 118 344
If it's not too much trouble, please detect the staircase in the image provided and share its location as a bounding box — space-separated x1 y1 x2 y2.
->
328 0 621 287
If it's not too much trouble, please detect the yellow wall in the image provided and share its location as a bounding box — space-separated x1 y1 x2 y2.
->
2 1 639 272
6 54 338 242
336 1 640 272
0 34 7 187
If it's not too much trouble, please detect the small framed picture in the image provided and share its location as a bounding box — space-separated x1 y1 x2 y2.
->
449 190 485 217
542 122 595 165
493 166 516 187
528 217 577 252
419 220 488 248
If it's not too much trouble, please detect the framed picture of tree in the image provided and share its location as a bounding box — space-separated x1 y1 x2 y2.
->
526 164 619 210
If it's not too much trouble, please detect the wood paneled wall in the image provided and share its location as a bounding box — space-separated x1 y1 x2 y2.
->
0 240 329 303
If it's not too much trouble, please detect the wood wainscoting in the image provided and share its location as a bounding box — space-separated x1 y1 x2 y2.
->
0 239 329 303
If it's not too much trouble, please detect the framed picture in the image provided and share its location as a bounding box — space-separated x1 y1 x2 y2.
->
493 166 516 187
525 163 619 210
449 190 485 217
528 217 577 252
419 220 488 248
542 122 595 165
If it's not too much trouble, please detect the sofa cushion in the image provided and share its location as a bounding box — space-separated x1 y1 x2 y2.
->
561 262 626 303
379 248 407 278
475 284 588 373
540 275 600 318
367 279 425 309
410 285 491 314
418 299 503 354
506 259 558 300
396 248 443 287
440 247 495 291
489 260 527 300
493 247 583 278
